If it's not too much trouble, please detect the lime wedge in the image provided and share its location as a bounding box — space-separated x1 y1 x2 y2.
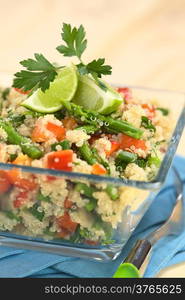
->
22 65 78 113
72 75 122 114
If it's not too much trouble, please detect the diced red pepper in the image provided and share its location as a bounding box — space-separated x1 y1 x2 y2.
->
46 175 57 181
105 140 120 156
119 134 147 151
85 240 99 246
117 87 132 102
0 171 11 194
47 150 73 172
31 125 48 143
7 168 37 191
6 168 20 184
92 163 107 175
57 212 78 233
142 104 156 119
14 178 37 191
32 122 66 142
46 122 66 141
14 88 31 95
13 190 29 208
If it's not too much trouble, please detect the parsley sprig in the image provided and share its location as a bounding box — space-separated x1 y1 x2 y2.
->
13 54 57 92
13 23 112 92
57 23 112 89
141 116 156 132
56 23 87 59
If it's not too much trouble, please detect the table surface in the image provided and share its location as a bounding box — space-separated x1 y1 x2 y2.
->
0 0 185 277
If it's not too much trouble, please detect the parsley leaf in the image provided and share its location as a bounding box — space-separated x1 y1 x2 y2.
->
135 157 148 168
141 116 156 132
29 203 45 221
56 23 87 59
13 53 57 92
57 24 112 90
20 53 56 71
86 59 112 77
77 59 112 90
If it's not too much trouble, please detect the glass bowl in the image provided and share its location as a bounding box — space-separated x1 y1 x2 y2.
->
0 76 184 261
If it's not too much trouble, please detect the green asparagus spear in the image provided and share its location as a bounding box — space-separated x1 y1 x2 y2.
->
116 150 137 163
115 150 137 172
75 125 98 134
85 198 97 212
105 185 119 201
51 140 70 151
78 142 97 165
63 102 143 139
75 182 98 212
0 118 43 159
75 182 97 198
91 147 110 174
147 156 161 167
157 107 169 116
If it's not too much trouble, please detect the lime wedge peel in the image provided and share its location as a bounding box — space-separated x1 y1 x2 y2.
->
72 75 123 115
22 65 78 113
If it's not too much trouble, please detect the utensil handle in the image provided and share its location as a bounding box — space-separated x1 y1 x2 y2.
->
124 239 152 269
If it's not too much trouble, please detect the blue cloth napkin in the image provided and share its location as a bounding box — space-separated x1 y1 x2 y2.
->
0 155 184 278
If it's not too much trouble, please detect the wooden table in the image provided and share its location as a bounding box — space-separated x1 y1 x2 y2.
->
0 0 185 277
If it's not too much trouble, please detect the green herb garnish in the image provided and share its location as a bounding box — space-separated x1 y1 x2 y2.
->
8 113 25 127
141 116 156 132
51 140 70 151
135 157 148 168
29 203 45 221
57 24 112 89
13 54 57 92
13 24 112 93
56 23 87 59
4 210 21 222
37 191 51 203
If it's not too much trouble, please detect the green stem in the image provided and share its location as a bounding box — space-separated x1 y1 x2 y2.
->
65 103 143 139
0 119 43 159
78 142 97 165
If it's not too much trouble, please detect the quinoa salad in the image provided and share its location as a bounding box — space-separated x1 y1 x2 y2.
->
0 23 174 245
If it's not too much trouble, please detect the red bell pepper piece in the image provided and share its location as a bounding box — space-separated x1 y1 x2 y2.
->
47 150 73 172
